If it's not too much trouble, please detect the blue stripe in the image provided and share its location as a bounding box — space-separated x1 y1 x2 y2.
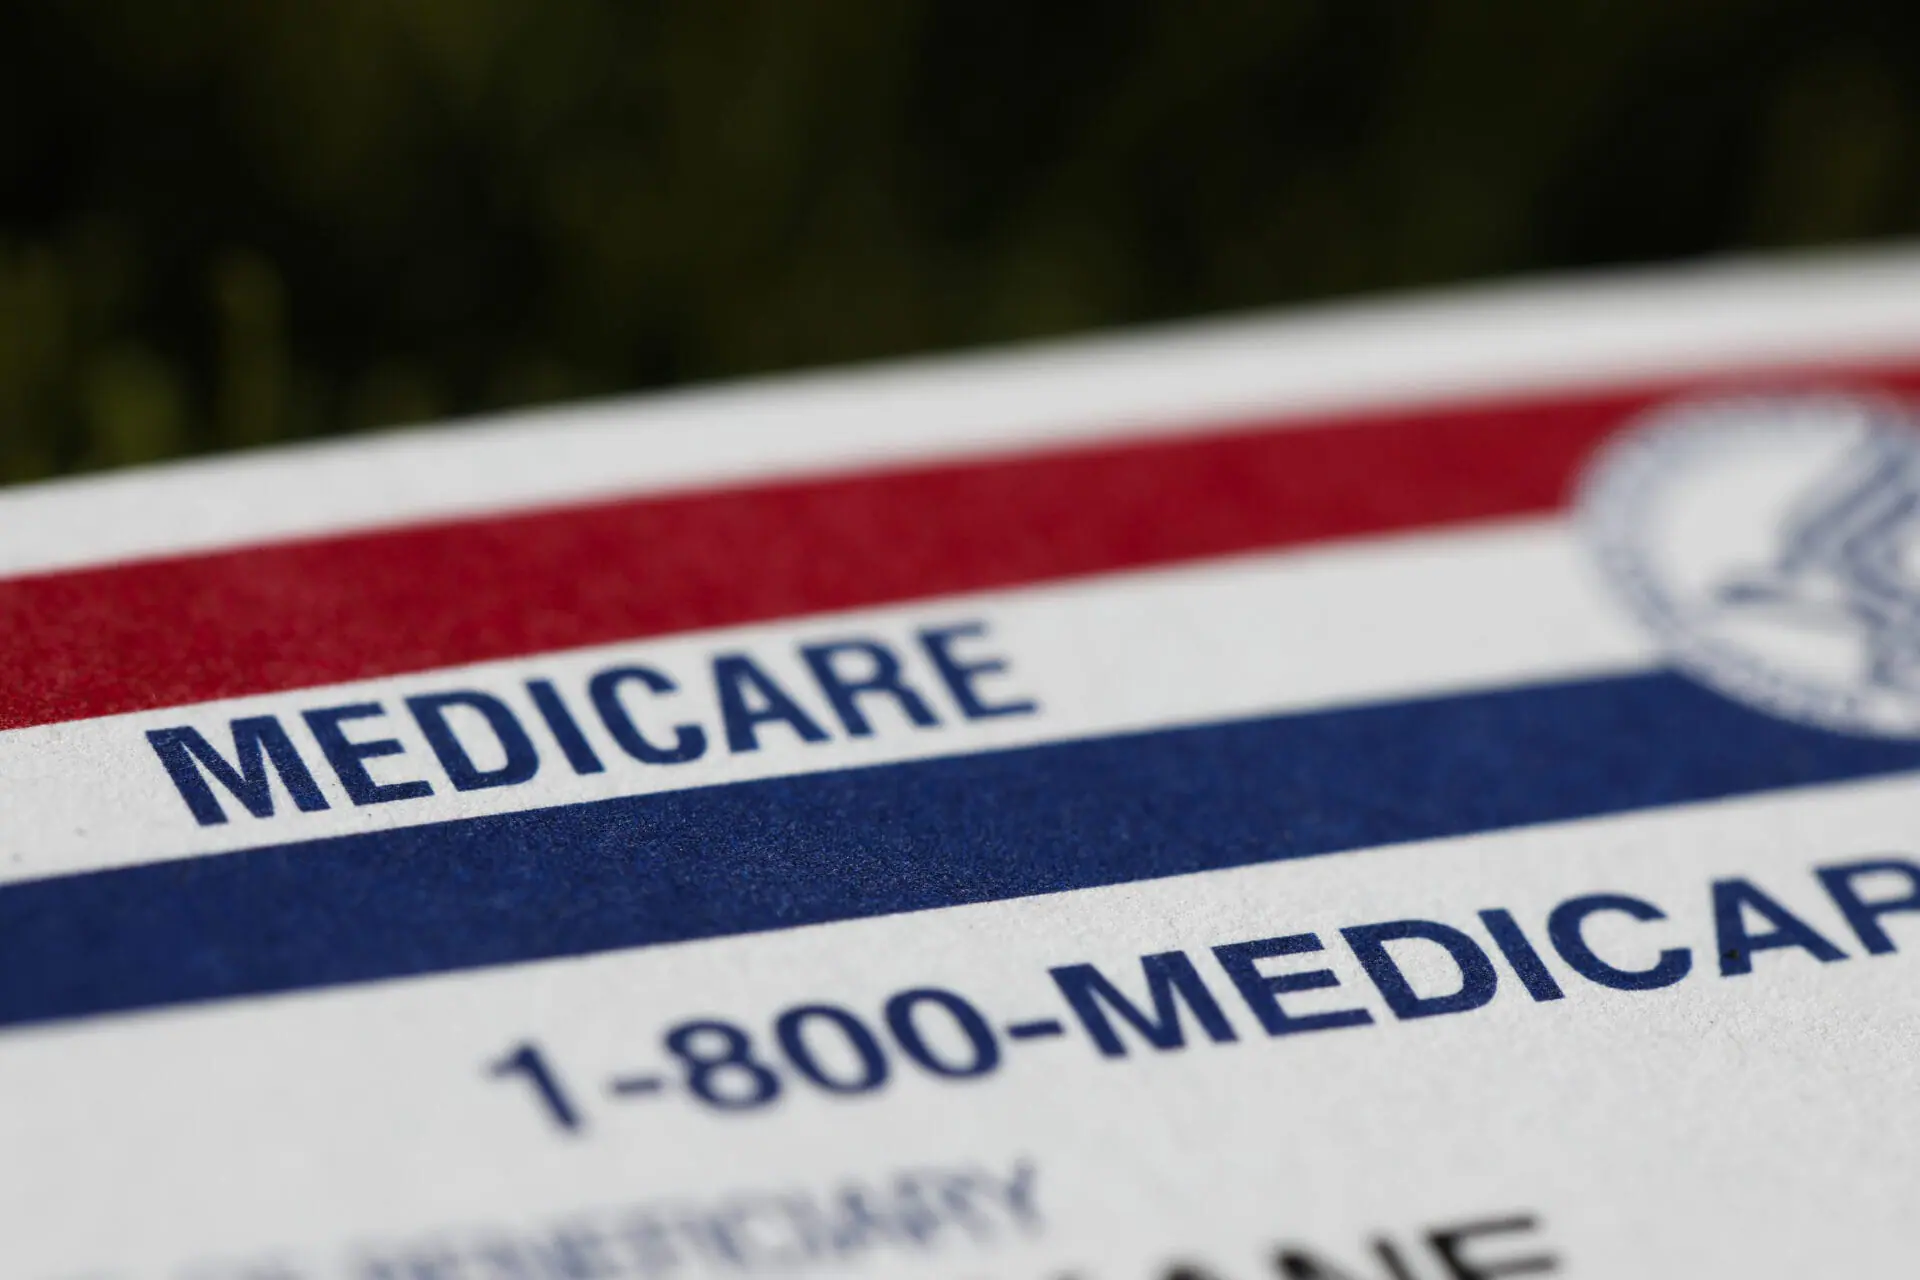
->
5 671 1918 1031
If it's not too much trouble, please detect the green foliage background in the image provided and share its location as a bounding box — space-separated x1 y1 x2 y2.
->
3 1 1919 481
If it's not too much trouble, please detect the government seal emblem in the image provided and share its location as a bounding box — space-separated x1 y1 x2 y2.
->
1581 393 1920 737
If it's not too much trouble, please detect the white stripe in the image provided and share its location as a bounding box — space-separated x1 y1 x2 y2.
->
0 520 1653 885
5 764 1914 1273
4 247 1920 577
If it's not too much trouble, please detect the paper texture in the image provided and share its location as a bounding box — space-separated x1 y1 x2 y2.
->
6 250 1920 1279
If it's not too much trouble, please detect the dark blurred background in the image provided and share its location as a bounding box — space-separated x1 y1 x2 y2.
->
3 1 1919 482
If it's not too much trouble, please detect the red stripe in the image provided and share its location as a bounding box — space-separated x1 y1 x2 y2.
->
7 363 1920 730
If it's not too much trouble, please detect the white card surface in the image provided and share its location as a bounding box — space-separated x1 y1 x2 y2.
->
7 249 1920 1279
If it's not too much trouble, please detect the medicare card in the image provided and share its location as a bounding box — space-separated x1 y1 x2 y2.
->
6 251 1920 1280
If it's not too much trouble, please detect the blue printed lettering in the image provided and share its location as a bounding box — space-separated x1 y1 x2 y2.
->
1711 877 1846 976
1817 858 1920 955
918 622 1036 721
301 703 433 806
1050 951 1238 1058
1547 894 1691 991
527 678 606 775
1478 908 1565 1002
406 691 540 791
1211 933 1373 1035
713 654 829 752
590 666 707 765
801 639 940 737
1341 920 1498 1019
146 717 330 826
